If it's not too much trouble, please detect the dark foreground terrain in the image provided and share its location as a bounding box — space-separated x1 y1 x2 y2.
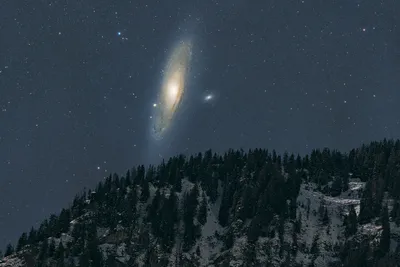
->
1 139 400 266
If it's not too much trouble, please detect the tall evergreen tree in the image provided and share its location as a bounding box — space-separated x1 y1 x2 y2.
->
105 254 118 267
240 185 256 220
86 222 104 267
16 232 27 251
38 238 48 261
322 207 330 225
390 200 400 226
198 193 208 225
218 183 233 227
247 215 262 243
79 252 90 267
358 180 374 224
58 208 71 235
148 189 162 237
55 242 65 260
48 239 56 257
330 176 343 197
310 234 319 256
342 172 350 191
182 185 200 251
378 204 390 257
4 244 14 257
140 181 150 202
27 227 37 245
345 205 358 237
224 231 234 249
160 192 178 252
56 242 65 267
173 169 182 192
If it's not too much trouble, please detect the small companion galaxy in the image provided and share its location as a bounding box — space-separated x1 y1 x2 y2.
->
151 39 192 141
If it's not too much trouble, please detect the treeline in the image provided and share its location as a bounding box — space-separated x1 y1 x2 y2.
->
2 139 400 266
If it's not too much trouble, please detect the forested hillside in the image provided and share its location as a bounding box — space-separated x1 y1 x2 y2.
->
1 139 400 266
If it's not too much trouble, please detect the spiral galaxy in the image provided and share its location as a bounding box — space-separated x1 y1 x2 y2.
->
151 39 192 140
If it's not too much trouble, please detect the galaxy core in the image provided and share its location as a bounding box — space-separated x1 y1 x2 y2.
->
151 39 192 140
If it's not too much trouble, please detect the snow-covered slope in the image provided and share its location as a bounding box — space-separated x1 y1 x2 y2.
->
0 176 398 267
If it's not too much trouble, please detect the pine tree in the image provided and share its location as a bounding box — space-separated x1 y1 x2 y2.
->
58 208 71 234
35 259 45 267
198 193 208 225
310 234 319 256
391 201 400 226
241 185 256 219
16 232 27 251
247 215 262 243
342 172 350 191
373 178 385 216
345 205 358 237
266 169 287 215
358 180 374 224
55 242 65 260
66 256 75 267
224 231 234 249
278 215 285 245
48 239 56 257
86 222 104 267
294 213 302 234
291 229 298 257
79 252 90 267
4 244 14 257
244 242 258 266
56 242 65 267
218 183 232 227
295 154 302 169
318 201 325 222
38 238 48 261
140 181 150 202
160 192 178 252
125 169 131 186
27 227 37 244
322 207 330 225
122 188 137 228
306 198 311 219
182 185 200 251
105 254 118 267
378 204 390 257
148 189 162 237
173 169 182 192
330 176 342 197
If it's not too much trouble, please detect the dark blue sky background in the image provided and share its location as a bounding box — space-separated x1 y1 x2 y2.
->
1 0 399 247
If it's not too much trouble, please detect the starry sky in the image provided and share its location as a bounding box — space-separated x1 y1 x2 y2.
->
1 0 399 248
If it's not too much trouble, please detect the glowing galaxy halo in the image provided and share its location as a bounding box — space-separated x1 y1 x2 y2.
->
151 39 193 140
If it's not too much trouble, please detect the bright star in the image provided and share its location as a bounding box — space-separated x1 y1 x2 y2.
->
117 32 122 36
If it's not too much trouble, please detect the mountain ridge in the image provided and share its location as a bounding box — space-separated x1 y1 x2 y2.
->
1 140 400 266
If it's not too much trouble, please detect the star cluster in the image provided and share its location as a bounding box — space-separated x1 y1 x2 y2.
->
0 0 399 248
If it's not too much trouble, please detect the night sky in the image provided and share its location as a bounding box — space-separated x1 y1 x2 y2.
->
1 0 399 248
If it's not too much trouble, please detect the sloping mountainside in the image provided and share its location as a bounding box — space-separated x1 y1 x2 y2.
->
1 139 400 267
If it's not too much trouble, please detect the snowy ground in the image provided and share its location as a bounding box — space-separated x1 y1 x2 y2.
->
3 177 400 267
